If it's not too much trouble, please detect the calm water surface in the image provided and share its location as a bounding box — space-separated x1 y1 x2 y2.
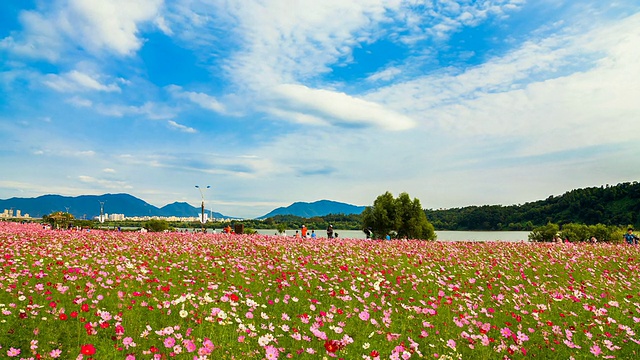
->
252 229 530 242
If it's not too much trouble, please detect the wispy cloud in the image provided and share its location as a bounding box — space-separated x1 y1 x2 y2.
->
167 85 226 113
78 175 132 189
44 70 120 92
167 120 196 133
95 102 176 120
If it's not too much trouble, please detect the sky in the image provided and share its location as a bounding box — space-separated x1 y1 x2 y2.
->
1 0 639 219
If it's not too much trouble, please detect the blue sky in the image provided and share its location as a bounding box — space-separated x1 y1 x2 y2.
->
1 0 639 219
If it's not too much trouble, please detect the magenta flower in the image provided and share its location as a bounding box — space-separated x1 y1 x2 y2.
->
164 336 176 348
500 327 513 338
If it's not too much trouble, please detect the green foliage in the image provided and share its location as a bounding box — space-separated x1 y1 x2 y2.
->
276 223 287 234
244 228 258 235
529 222 624 243
427 181 640 231
144 219 169 232
528 222 559 242
363 191 436 240
42 211 74 229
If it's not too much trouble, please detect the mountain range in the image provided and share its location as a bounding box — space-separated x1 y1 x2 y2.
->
0 194 366 220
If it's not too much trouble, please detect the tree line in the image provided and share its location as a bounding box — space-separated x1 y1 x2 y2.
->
424 182 640 230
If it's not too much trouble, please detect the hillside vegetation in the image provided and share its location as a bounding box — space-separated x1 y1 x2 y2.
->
425 182 640 230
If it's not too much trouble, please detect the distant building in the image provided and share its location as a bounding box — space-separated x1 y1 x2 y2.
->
108 214 125 221
0 209 28 218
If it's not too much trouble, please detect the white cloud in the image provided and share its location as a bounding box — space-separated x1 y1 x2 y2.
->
160 0 523 131
44 70 121 92
66 96 93 107
167 120 196 133
366 67 402 82
95 102 175 120
78 175 132 189
167 85 226 113
1 0 164 60
270 83 416 130
366 12 640 154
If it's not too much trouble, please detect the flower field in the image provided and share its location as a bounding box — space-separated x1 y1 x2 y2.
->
1 222 639 359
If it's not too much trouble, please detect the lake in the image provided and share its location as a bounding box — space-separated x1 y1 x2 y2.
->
138 227 531 241
251 229 531 241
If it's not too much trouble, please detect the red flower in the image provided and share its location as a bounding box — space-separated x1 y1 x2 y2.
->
49 301 57 308
81 303 90 312
324 340 343 353
150 346 159 353
370 350 380 357
230 293 239 302
115 325 125 335
70 311 78 318
80 344 96 355
59 313 68 321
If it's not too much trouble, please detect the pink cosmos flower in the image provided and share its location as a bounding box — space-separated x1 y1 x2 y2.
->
183 340 197 352
590 344 602 356
7 348 21 357
500 327 513 338
446 339 456 350
50 349 62 358
359 311 370 321
164 337 175 348
517 331 529 343
265 344 279 359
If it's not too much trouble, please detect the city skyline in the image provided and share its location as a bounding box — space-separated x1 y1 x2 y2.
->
1 1 639 218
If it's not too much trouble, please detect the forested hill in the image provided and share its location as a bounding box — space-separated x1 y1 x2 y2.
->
425 182 640 231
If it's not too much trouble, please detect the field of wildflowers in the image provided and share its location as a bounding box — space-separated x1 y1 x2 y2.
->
1 221 639 360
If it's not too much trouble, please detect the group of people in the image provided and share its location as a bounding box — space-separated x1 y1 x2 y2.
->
292 224 320 239
290 224 339 239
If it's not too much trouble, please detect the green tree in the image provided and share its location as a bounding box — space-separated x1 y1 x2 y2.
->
144 219 169 232
362 192 436 240
276 223 287 235
528 222 559 242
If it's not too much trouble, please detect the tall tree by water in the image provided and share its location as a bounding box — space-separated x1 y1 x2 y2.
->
362 192 436 240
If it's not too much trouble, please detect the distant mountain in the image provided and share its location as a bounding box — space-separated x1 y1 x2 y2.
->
0 194 233 219
159 202 226 219
258 200 366 219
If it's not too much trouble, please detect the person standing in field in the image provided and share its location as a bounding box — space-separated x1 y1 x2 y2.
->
327 225 334 239
623 228 639 245
301 225 307 238
311 230 316 239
